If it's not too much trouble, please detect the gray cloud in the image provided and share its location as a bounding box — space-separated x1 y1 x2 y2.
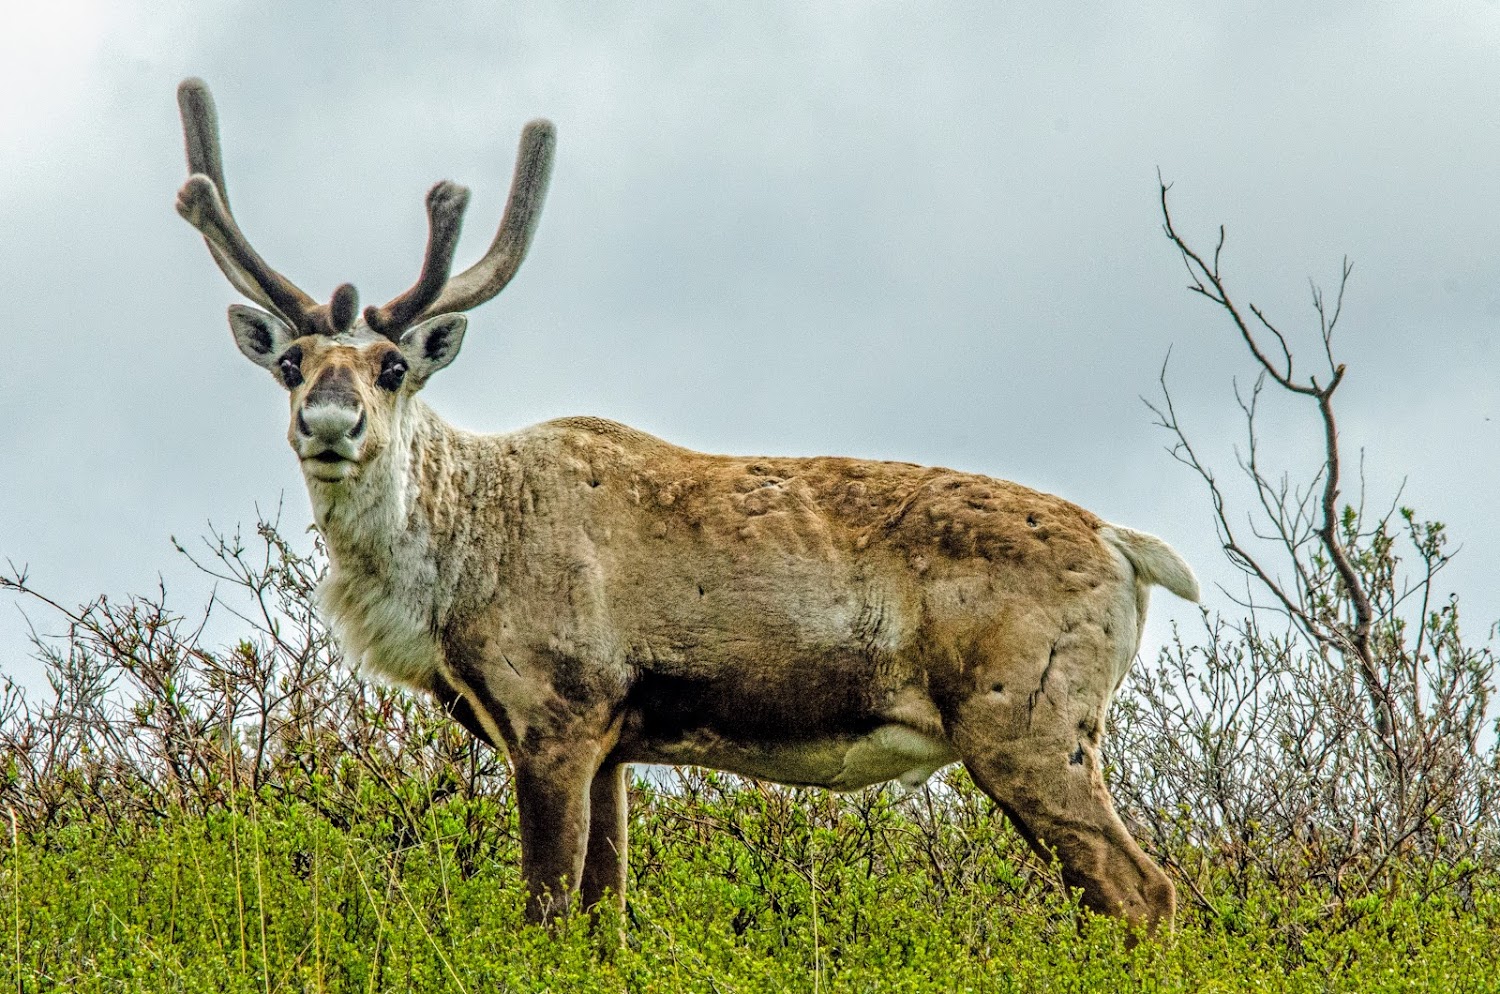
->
3 2 1497 684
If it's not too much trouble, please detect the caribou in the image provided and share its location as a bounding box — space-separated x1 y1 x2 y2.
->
174 78 1198 931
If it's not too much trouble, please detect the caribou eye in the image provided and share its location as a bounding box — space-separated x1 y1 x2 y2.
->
277 346 304 389
376 354 408 392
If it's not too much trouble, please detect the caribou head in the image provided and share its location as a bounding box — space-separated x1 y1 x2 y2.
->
174 78 553 485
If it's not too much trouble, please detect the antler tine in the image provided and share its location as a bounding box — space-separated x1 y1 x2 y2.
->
175 175 322 327
177 79 230 202
418 119 555 319
178 79 281 312
176 78 357 337
363 181 472 340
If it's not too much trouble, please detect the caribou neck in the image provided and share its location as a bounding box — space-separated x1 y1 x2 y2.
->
303 399 482 689
306 398 452 559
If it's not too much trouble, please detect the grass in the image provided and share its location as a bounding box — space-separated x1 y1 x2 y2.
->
2 775 1496 993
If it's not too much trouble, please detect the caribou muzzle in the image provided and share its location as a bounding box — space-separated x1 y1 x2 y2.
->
295 365 366 476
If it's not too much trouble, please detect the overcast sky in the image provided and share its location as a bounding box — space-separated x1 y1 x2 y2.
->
2 2 1497 689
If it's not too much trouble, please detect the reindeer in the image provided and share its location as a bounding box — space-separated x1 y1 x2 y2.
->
174 78 1198 931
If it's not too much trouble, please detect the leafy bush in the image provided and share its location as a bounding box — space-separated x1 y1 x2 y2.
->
1103 187 1499 913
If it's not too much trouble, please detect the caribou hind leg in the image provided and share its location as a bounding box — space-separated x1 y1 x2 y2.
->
946 627 1175 933
960 736 1175 932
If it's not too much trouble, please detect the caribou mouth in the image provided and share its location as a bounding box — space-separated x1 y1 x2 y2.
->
311 450 347 464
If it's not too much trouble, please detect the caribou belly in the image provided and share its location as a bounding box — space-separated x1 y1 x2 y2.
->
644 723 959 791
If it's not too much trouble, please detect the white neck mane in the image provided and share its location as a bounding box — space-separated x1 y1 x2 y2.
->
307 400 453 689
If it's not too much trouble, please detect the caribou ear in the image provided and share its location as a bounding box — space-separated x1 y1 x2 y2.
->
398 313 467 385
228 304 298 373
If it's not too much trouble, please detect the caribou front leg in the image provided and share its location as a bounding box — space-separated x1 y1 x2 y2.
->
512 739 606 924
580 760 628 916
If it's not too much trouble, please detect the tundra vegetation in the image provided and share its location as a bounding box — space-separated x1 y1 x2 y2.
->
1 194 1496 990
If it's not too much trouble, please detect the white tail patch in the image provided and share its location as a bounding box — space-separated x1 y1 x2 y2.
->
1099 525 1200 602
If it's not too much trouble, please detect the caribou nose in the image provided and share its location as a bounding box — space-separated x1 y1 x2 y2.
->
299 402 364 443
298 365 364 443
